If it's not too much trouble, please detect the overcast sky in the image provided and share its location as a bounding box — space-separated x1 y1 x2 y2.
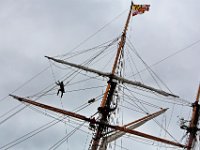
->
0 0 200 150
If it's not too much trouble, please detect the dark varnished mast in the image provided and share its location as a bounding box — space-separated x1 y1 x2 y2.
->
90 2 133 149
186 84 200 149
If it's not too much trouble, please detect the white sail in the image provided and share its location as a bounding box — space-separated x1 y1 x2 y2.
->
99 109 168 150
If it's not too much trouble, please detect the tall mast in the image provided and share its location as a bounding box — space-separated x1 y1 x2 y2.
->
90 2 133 150
186 84 200 149
9 2 186 150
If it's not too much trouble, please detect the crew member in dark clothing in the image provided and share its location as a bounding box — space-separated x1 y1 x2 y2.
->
56 81 65 98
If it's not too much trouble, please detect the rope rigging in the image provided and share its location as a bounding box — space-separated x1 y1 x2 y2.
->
129 38 200 81
48 122 86 150
62 36 120 61
0 94 102 149
29 56 105 99
0 10 128 131
125 48 144 83
1 2 200 149
54 9 128 58
0 66 50 103
121 85 191 106
117 84 182 146
126 38 172 93
122 134 182 149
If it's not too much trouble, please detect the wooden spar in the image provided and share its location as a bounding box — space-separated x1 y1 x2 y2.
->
45 56 111 77
10 95 186 148
107 124 186 149
186 84 200 150
45 56 179 98
90 2 134 149
112 75 179 97
9 95 91 122
100 109 168 150
124 108 168 128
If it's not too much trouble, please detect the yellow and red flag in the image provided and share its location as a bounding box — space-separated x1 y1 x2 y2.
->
132 4 150 16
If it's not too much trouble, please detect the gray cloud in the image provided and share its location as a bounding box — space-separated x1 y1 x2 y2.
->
0 0 199 149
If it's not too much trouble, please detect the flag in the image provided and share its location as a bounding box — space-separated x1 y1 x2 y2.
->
132 4 150 16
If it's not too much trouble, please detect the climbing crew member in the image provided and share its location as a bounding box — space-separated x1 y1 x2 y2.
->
56 81 65 98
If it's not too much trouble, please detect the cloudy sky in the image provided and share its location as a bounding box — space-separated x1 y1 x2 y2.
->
0 0 200 150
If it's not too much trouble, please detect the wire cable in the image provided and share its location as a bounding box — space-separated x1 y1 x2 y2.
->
131 39 200 78
55 9 128 58
48 122 85 150
0 66 50 102
0 94 99 149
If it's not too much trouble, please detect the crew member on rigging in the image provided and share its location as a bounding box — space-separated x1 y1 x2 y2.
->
56 81 65 98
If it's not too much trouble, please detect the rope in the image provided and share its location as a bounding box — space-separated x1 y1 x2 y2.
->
54 9 128 58
0 94 99 149
125 48 144 83
49 60 57 83
49 122 85 150
130 39 200 78
62 36 120 60
0 104 22 119
0 66 50 103
126 39 170 92
0 105 27 126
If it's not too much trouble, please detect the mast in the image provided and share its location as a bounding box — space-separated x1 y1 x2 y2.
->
43 2 177 149
90 2 133 150
186 84 200 150
9 2 186 150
